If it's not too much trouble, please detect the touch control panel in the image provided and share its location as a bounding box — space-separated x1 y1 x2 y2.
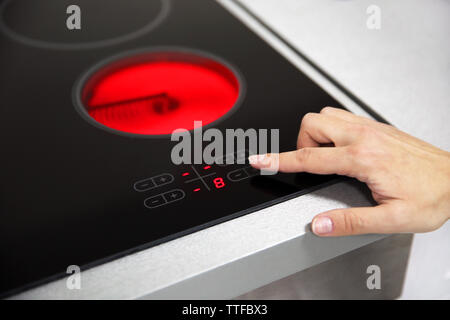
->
133 150 260 209
133 173 174 192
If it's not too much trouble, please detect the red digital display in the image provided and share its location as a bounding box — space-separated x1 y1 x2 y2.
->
213 177 226 189
81 51 241 135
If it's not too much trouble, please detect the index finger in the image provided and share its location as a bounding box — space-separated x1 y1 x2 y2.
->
249 147 358 177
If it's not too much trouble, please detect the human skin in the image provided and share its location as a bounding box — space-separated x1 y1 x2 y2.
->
248 107 450 237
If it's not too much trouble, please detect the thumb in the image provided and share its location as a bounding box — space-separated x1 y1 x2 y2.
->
311 205 393 236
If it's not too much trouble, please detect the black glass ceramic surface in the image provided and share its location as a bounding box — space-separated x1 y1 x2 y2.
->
0 0 346 297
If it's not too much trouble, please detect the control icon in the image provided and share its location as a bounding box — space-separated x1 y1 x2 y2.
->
163 189 185 202
144 189 185 209
227 169 248 181
144 195 166 209
133 173 174 192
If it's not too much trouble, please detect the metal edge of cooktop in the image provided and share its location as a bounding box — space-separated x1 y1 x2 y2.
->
9 0 388 299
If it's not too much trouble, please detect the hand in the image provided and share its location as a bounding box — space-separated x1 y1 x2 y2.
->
249 107 450 236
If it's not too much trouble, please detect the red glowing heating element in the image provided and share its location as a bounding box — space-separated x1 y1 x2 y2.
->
82 52 241 135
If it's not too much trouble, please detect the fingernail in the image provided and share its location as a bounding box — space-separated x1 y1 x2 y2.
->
312 216 333 235
248 154 267 164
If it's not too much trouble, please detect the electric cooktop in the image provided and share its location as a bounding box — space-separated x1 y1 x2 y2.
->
0 0 347 297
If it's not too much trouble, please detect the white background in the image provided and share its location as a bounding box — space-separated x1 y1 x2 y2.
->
240 0 450 299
